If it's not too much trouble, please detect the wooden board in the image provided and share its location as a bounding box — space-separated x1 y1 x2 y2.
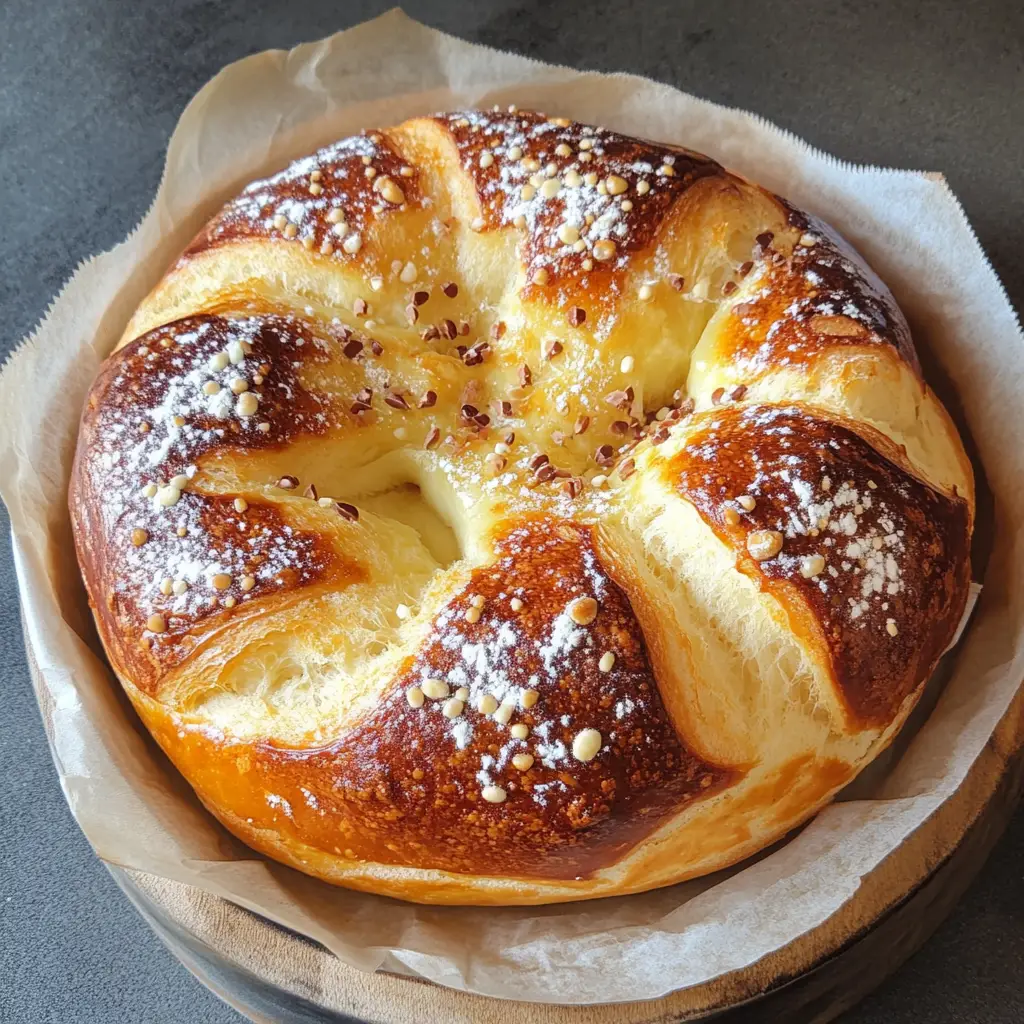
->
108 681 1024 1024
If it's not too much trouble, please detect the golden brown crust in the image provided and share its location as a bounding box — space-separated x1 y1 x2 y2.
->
718 210 920 379
665 404 971 723
69 107 974 904
183 130 425 265
133 519 732 881
430 110 726 307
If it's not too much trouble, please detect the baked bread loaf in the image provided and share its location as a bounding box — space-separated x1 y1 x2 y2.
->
70 108 973 905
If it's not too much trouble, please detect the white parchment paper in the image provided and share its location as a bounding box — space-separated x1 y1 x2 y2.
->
1 9 1022 1006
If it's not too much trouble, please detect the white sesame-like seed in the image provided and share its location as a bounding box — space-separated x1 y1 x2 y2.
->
599 651 616 672
399 261 417 283
521 688 540 709
142 483 157 498
638 283 654 301
558 223 580 245
202 380 221 395
342 233 363 254
465 606 482 624
236 392 259 417
406 685 425 709
572 728 602 762
481 785 507 804
396 603 411 619
636 180 651 195
455 686 470 701
886 619 899 637
146 613 167 634
510 723 529 740
159 577 174 596
233 497 248 513
239 576 255 592
800 554 826 578
479 151 494 168
208 351 230 372
442 697 465 719
737 494 756 511
493 702 514 726
172 580 188 596
620 355 635 373
375 176 405 204
512 753 535 772
540 178 560 199
510 596 524 611
478 693 499 715
155 484 181 508
421 678 449 700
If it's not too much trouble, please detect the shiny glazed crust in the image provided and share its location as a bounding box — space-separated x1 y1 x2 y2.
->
69 108 974 904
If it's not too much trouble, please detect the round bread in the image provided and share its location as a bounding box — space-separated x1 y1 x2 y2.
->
69 108 974 905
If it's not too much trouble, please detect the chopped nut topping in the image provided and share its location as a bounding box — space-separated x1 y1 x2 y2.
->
131 528 148 547
442 697 465 719
146 614 167 634
800 554 826 578
572 728 602 762
598 651 616 673
406 685 425 709
747 530 784 561
512 753 535 772
421 678 449 700
481 785 507 804
493 702 514 726
568 596 599 625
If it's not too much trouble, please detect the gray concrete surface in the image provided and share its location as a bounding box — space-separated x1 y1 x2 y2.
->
1 1 1022 1021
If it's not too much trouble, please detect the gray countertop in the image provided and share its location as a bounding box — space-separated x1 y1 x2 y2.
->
2 1 1022 1020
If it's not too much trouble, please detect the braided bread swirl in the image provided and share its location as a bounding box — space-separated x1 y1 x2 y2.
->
70 109 973 905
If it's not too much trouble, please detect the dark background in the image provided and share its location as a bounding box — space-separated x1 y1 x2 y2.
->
2 1 1022 1021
